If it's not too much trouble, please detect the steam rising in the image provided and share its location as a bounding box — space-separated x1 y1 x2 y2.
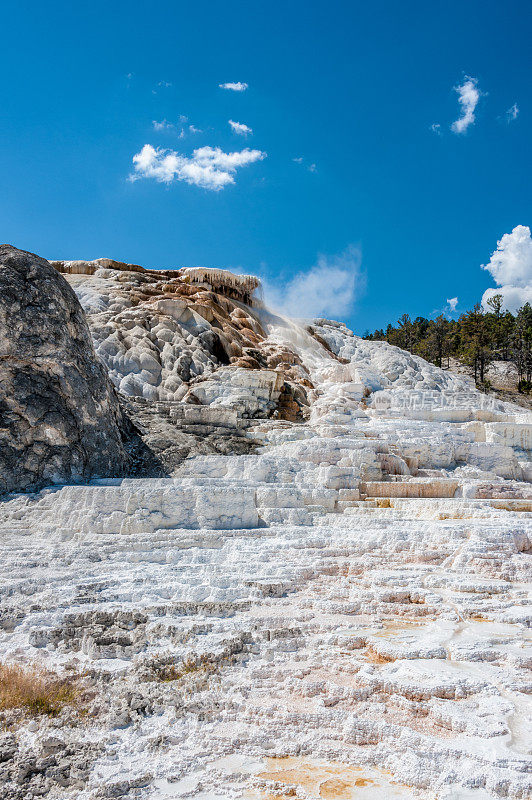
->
264 245 363 320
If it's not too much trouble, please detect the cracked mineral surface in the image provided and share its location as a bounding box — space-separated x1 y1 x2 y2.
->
0 261 531 799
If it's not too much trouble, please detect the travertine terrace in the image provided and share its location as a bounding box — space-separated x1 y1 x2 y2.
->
0 259 531 799
49 258 311 418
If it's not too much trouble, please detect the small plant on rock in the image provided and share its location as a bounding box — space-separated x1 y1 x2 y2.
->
149 655 214 683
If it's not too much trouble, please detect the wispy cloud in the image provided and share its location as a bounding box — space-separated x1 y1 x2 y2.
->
229 120 252 136
152 80 173 95
451 76 480 134
152 118 202 137
506 103 519 122
264 245 364 319
446 297 458 312
293 156 317 173
130 144 266 191
152 119 174 131
481 225 532 312
219 81 248 92
430 122 442 136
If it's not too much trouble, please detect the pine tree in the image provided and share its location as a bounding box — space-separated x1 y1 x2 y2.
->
460 304 492 386
513 303 532 388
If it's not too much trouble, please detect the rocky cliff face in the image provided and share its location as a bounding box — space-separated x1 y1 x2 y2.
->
0 245 131 493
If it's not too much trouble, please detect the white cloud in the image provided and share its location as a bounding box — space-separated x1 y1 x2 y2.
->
447 297 458 312
152 119 201 136
152 119 174 131
152 80 173 95
229 120 252 136
506 103 519 122
293 156 317 172
481 225 532 312
264 245 364 319
482 225 532 287
219 82 248 92
430 123 442 135
482 284 532 312
451 76 480 134
130 144 266 191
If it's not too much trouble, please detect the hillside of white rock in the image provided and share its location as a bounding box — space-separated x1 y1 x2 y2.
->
0 255 531 800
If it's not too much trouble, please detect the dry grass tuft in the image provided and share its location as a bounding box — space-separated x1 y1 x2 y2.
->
148 651 239 683
150 655 214 683
0 662 81 717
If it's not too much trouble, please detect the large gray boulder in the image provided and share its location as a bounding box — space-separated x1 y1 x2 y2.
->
0 245 131 493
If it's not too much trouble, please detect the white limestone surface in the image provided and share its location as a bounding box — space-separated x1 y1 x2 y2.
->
0 313 531 799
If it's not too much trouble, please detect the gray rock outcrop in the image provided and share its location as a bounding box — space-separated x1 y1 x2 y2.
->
0 245 131 493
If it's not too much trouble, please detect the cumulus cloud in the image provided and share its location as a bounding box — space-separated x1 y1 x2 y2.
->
229 120 252 136
483 284 532 312
506 103 519 122
482 225 532 287
447 297 458 312
481 225 532 312
130 144 266 190
219 82 248 92
451 77 480 134
264 246 364 320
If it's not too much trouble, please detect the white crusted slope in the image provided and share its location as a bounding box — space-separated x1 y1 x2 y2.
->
0 312 531 800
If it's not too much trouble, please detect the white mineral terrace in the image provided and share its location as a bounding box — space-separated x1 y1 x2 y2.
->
180 267 261 296
0 317 531 799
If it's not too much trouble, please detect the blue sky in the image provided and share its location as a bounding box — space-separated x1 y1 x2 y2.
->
1 1 530 333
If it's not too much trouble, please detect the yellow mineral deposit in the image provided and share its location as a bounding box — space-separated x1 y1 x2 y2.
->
250 758 424 799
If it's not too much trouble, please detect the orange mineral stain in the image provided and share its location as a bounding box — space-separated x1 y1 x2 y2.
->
249 757 422 799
